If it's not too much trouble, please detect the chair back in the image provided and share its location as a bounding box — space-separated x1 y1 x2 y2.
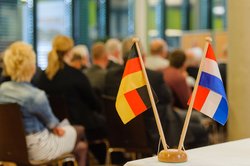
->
0 103 31 165
48 95 69 121
102 95 151 153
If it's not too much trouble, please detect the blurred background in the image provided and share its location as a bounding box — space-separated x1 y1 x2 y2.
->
0 0 249 145
0 0 227 69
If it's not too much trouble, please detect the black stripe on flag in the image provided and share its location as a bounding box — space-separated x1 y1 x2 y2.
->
127 43 139 60
136 85 159 109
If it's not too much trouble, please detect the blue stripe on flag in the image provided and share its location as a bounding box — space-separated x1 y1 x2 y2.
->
199 72 227 99
213 98 228 125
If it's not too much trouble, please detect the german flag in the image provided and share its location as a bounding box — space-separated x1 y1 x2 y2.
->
116 43 157 124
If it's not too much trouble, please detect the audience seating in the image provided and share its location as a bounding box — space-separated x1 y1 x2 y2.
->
48 95 109 165
0 103 77 166
102 95 152 165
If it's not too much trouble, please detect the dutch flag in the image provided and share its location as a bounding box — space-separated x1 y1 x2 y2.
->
190 43 228 125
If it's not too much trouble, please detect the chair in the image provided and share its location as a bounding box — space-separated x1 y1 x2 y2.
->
102 95 152 165
0 103 77 166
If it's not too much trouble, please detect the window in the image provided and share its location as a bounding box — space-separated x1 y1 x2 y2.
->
36 0 72 69
89 0 98 41
166 0 182 30
110 0 133 38
0 0 22 52
21 0 34 45
212 0 227 30
189 0 198 30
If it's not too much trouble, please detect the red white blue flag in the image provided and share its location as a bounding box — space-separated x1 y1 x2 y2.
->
190 43 228 125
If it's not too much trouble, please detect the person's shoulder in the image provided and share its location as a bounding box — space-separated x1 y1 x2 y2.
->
23 83 46 96
163 67 181 79
107 66 123 76
24 85 49 107
146 68 162 75
64 64 82 73
107 61 122 69
146 68 163 78
8 82 47 101
146 56 169 70
61 64 87 79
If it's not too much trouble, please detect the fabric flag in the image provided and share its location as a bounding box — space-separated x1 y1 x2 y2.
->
116 43 157 124
189 43 228 125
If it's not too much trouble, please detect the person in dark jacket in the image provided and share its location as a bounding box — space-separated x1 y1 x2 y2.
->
84 42 108 94
37 35 106 141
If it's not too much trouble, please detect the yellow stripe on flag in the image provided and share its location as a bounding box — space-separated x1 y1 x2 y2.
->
116 95 135 124
118 71 146 94
116 71 146 124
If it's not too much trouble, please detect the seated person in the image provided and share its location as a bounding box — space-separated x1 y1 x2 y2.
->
84 42 109 94
0 41 87 166
37 35 106 142
145 38 169 71
163 49 191 109
160 49 208 148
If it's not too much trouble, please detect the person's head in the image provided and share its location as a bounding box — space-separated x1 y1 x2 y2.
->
169 49 186 69
122 37 145 64
46 35 74 80
71 45 90 70
150 38 168 58
105 38 123 64
185 47 202 67
3 41 36 82
70 53 83 70
91 42 108 69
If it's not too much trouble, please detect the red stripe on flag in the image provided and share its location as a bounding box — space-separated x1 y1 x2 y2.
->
123 57 142 78
124 89 147 116
192 86 210 111
206 44 216 61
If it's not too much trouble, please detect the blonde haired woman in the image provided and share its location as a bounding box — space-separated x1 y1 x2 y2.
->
37 35 106 143
0 41 87 166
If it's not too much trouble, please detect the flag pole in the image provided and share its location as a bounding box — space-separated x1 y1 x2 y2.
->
133 38 168 151
177 37 212 151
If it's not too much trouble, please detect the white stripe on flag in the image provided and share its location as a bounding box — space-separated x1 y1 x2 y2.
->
203 58 222 80
200 90 222 118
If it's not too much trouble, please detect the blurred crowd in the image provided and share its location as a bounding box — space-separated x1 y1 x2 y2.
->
0 35 227 165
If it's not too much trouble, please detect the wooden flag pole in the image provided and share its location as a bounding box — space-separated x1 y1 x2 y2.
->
177 37 212 151
133 38 168 151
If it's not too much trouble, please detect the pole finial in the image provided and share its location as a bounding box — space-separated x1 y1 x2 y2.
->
132 37 140 43
205 37 212 42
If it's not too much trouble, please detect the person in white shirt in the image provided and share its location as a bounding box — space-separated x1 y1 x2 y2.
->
105 38 123 69
146 38 169 71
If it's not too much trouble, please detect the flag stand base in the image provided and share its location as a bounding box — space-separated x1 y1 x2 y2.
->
158 149 187 163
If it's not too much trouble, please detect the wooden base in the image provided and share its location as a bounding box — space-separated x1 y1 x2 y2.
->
158 149 187 163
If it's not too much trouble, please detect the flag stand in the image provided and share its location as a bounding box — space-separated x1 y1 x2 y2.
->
133 38 187 163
